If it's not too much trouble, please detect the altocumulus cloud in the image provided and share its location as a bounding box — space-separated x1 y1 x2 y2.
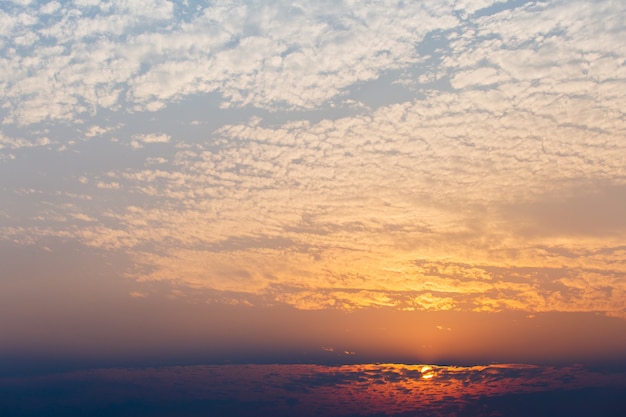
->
0 0 625 317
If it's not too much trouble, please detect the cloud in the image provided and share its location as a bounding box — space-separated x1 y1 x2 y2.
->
1 1 623 129
1 0 624 318
128 291 146 298
39 1 61 15
84 125 114 138
0 0 460 125
2 363 622 417
96 181 120 189
130 133 171 148
9 0 33 7
4 74 624 314
450 66 505 89
505 181 626 237
0 133 51 150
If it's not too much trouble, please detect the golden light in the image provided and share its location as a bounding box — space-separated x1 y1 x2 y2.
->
420 365 436 379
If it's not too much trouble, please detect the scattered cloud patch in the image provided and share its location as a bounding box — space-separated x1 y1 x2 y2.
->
130 133 171 148
0 0 624 318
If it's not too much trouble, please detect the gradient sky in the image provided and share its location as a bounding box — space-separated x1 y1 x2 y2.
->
1 0 626 370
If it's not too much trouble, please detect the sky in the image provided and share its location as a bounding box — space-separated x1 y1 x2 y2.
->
1 0 626 376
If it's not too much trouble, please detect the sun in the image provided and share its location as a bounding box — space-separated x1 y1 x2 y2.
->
420 366 436 379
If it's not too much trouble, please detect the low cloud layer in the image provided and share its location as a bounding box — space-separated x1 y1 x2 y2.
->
2 363 625 416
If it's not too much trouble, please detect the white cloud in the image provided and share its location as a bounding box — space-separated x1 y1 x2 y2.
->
2 0 622 126
73 0 100 7
10 0 33 7
1 0 625 317
40 1 61 14
8 76 622 313
0 0 460 125
450 66 504 89
453 0 507 16
130 133 171 148
96 181 121 189
84 125 113 138
0 133 51 150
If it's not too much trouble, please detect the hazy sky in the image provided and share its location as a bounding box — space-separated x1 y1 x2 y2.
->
1 0 625 367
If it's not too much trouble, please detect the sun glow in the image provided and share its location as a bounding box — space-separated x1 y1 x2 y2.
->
420 365 436 379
